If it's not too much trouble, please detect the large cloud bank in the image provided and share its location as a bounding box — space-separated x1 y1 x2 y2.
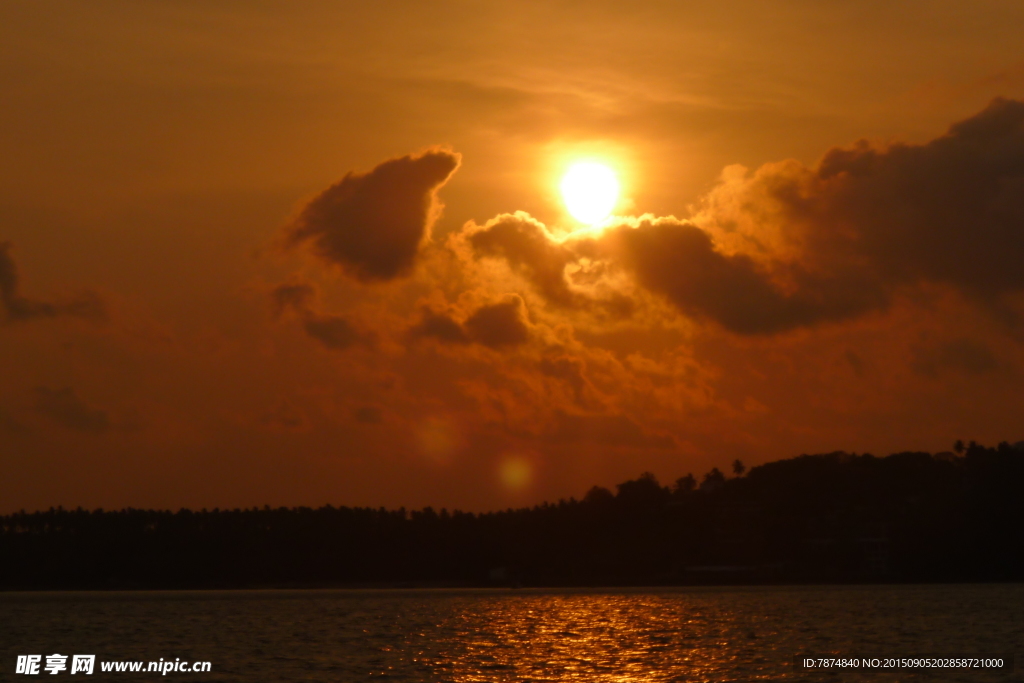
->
264 99 1024 457
461 98 1024 335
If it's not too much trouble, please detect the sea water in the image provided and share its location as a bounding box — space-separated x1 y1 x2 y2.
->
1 584 1021 681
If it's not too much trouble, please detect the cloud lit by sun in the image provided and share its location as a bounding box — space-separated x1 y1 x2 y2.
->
560 162 620 226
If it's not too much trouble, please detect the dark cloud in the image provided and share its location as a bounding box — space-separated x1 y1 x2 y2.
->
460 209 883 335
0 242 54 321
664 96 1024 333
284 148 461 282
34 387 110 433
538 356 589 403
269 282 315 318
464 213 637 320
595 291 636 320
407 307 470 344
845 350 867 378
353 406 383 424
1 242 105 324
911 338 999 377
407 296 530 349
599 218 883 335
0 408 28 435
468 213 579 306
463 295 530 348
270 281 371 351
806 97 1024 296
550 411 675 449
303 315 362 350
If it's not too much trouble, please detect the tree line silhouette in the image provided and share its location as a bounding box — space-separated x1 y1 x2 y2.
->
1 441 1022 589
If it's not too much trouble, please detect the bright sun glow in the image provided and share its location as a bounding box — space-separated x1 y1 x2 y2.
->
560 162 619 225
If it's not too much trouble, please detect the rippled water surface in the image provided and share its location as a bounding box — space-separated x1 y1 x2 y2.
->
2 585 1021 681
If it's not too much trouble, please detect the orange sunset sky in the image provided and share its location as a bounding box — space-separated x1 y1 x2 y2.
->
2 1 1024 513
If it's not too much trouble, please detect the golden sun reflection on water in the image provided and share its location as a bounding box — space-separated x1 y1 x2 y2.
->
431 592 771 682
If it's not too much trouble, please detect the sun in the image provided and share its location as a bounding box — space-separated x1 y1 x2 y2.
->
560 162 620 225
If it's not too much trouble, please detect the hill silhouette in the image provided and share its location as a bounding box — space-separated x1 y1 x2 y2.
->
2 441 1022 589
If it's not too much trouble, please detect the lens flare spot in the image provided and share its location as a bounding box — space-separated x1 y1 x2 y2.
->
499 455 532 490
560 162 619 225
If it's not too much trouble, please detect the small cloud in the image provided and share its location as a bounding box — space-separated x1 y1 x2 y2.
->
1 242 106 324
0 408 28 435
270 280 372 351
407 307 470 344
464 295 530 348
845 349 867 377
34 387 111 433
353 406 382 424
912 338 998 377
538 356 589 404
406 296 530 349
303 314 362 350
269 282 316 318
